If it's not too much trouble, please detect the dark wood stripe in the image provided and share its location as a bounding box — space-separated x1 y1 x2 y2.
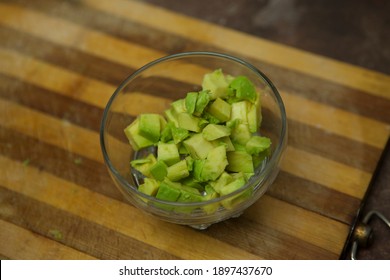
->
0 186 180 259
6 0 390 124
268 171 360 224
205 215 337 259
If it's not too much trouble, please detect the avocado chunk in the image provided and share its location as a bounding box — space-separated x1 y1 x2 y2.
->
230 123 252 145
219 175 251 209
212 136 235 152
245 136 271 155
185 91 198 114
201 145 228 181
230 100 250 124
183 133 215 159
160 121 174 142
226 151 254 173
202 69 231 100
124 118 154 151
202 124 231 141
138 113 161 142
157 142 180 166
164 108 179 127
130 153 157 177
202 185 220 214
194 90 210 116
155 180 182 202
149 160 168 181
171 126 190 144
138 178 160 197
207 98 231 122
166 159 190 181
228 76 257 103
177 112 201 132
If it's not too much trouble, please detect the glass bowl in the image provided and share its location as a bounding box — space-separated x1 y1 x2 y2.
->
100 51 287 229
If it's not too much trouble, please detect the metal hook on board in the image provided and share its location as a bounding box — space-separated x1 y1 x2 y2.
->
350 210 390 260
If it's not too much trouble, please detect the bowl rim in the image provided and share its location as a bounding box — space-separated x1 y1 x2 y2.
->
100 51 287 207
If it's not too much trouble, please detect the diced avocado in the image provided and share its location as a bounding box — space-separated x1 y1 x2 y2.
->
219 175 252 209
192 159 205 182
177 112 201 132
149 160 168 181
177 186 202 203
138 178 160 197
226 151 254 173
167 159 190 181
130 153 157 177
201 145 228 181
210 172 233 194
202 69 230 100
171 98 186 115
185 156 194 171
157 142 180 166
245 136 271 155
207 98 231 122
219 175 246 196
164 108 179 127
155 180 181 202
194 90 210 116
201 112 221 125
228 76 257 103
202 185 220 214
247 103 258 133
171 126 190 144
160 121 174 142
252 148 271 168
185 91 198 114
183 133 215 159
212 136 235 151
138 113 161 142
230 100 250 124
178 143 189 155
181 176 203 191
230 123 252 145
202 124 231 141
124 118 154 151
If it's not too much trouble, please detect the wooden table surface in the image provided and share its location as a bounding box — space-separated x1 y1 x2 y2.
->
1 0 389 260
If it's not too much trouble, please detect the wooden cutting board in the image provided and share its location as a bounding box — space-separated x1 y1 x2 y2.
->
0 0 389 260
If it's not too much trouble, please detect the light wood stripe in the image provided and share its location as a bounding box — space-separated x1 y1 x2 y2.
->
0 97 371 199
0 219 96 259
1 48 388 149
282 146 371 199
83 0 390 100
0 155 260 260
246 195 349 255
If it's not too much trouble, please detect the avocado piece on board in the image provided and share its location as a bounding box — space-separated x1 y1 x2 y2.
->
185 91 198 114
226 150 254 173
138 113 161 142
157 142 180 166
202 124 231 141
167 159 190 181
149 160 168 181
183 133 215 159
207 98 231 122
124 118 154 151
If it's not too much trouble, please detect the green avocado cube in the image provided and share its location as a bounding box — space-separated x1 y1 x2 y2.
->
246 136 271 155
247 102 258 133
210 172 234 194
138 178 160 197
183 133 215 159
201 145 228 181
202 185 220 214
157 142 180 166
229 76 257 103
164 108 179 127
230 123 252 145
138 114 161 143
124 118 154 151
207 98 231 122
230 100 250 124
150 160 168 181
185 91 198 114
202 124 231 141
194 90 210 116
177 112 201 132
220 176 251 209
130 153 157 177
192 159 205 182
171 98 186 115
171 126 190 144
160 121 174 142
226 151 254 173
212 136 235 152
202 69 231 100
155 180 181 202
167 159 190 181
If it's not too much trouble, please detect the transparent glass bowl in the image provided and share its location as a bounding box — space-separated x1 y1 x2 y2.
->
100 51 287 229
